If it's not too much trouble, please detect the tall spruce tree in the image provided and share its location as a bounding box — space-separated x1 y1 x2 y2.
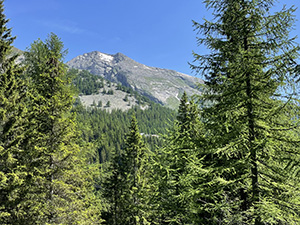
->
0 0 28 223
101 148 127 225
102 115 150 225
191 0 300 224
153 92 203 224
23 33 101 224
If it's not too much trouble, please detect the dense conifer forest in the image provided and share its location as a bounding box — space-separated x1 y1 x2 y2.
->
1 0 300 224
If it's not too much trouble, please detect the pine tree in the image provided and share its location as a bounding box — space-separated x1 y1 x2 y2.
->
0 0 28 223
23 33 101 224
191 0 300 224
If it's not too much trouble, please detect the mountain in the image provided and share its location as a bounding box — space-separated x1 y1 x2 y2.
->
66 51 203 109
11 47 25 64
71 68 152 111
12 46 23 55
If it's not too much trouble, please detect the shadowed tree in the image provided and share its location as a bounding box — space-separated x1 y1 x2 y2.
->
102 114 151 225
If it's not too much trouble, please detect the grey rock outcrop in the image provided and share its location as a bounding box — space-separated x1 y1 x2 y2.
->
67 51 203 109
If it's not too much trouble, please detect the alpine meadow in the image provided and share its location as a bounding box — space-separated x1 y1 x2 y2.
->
1 0 300 224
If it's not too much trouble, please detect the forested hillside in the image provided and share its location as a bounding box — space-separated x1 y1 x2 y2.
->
73 101 176 163
69 68 177 163
1 0 300 224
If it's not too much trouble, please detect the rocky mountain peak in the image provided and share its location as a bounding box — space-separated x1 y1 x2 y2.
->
90 51 114 63
67 51 203 109
113 52 128 62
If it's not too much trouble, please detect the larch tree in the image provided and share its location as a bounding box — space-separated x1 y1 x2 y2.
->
0 0 28 223
23 33 101 224
191 0 300 224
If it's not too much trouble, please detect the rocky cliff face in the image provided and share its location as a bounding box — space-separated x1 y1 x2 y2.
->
67 51 203 109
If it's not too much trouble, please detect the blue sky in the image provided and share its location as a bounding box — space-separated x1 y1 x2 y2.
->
5 0 300 76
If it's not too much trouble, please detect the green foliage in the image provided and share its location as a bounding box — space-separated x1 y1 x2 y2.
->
3 1 299 224
107 89 114 95
190 0 300 224
71 68 104 95
23 33 102 224
0 1 175 223
124 94 129 102
153 92 204 224
102 115 151 224
71 68 152 107
0 0 28 222
73 102 176 164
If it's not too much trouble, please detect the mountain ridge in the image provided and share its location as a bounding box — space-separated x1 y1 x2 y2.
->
12 47 203 109
67 51 203 109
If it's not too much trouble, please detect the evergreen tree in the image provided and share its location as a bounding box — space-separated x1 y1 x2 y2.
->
23 33 101 224
102 115 151 225
101 149 127 225
124 94 129 102
191 0 300 224
153 92 203 224
0 0 28 223
73 101 175 164
122 115 151 224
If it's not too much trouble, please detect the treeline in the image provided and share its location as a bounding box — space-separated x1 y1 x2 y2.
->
71 69 105 95
2 0 300 224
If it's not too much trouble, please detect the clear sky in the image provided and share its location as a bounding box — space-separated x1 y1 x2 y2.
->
5 0 300 76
